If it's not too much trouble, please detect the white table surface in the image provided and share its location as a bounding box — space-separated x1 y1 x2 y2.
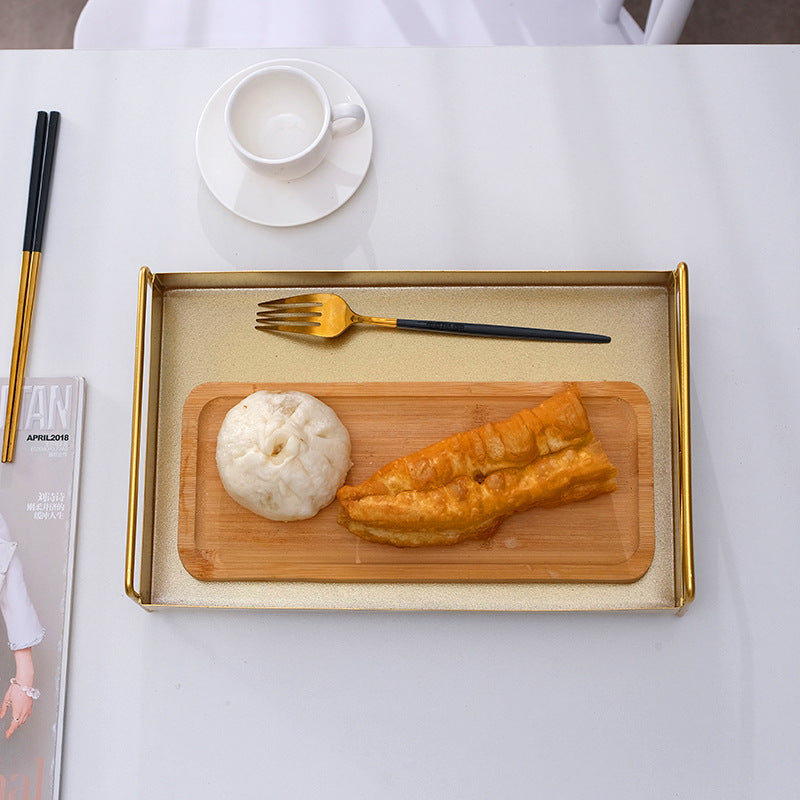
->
0 45 798 799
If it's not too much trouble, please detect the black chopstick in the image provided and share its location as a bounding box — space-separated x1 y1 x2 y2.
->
33 111 60 252
22 111 48 254
2 110 61 463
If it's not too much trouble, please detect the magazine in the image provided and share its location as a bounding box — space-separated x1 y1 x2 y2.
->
0 377 84 799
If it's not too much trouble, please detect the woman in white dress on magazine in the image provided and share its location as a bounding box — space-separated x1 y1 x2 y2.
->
0 510 44 740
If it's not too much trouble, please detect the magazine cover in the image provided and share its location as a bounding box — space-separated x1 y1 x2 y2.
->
0 377 84 799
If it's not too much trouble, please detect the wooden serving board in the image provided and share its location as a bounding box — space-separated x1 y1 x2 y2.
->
178 381 654 583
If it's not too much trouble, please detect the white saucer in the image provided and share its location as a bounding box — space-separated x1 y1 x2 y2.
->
196 59 373 227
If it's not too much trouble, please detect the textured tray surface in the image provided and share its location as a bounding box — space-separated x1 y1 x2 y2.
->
178 380 654 583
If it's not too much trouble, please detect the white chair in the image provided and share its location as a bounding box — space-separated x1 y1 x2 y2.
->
73 0 695 49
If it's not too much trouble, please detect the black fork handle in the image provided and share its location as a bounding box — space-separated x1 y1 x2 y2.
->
396 318 610 343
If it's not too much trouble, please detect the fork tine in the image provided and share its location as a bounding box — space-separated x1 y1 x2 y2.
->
256 317 322 328
255 318 320 326
258 293 325 308
255 323 321 334
255 317 317 326
256 309 322 320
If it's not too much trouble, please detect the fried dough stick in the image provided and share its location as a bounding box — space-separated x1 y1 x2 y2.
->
336 387 618 547
339 440 617 547
338 385 593 501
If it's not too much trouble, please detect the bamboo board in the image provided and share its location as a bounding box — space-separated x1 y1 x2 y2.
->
178 381 654 583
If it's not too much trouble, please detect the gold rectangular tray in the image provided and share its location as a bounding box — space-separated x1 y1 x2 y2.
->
127 266 693 612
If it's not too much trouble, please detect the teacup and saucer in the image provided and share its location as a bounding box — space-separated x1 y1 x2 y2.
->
196 59 373 227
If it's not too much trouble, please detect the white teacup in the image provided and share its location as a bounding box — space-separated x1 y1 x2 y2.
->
225 65 366 181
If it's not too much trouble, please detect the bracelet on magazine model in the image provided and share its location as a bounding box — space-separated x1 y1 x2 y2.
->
10 678 40 700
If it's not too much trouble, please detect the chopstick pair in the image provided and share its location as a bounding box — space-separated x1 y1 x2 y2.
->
2 110 60 463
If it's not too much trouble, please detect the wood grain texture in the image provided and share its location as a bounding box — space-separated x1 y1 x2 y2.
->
178 381 654 583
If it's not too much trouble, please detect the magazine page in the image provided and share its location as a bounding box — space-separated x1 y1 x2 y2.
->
0 377 84 799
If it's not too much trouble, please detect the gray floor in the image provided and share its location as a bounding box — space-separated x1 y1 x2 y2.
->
2 0 800 48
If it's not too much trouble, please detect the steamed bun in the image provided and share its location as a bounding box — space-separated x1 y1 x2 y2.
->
215 390 351 521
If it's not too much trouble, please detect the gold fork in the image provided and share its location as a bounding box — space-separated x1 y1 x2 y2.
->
256 293 610 343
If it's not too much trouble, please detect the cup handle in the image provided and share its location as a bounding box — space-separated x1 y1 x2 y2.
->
331 102 366 137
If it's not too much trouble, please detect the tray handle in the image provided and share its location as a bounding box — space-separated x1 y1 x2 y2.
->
674 262 694 611
125 266 154 606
